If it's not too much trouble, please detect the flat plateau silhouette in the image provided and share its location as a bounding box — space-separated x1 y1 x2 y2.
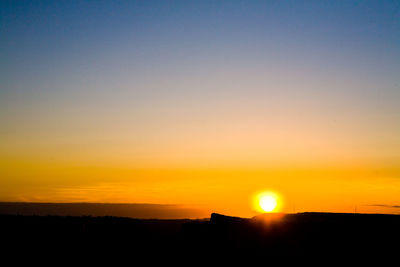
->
1 210 399 263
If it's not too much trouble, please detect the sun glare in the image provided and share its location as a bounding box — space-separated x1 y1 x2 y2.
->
260 195 277 212
254 191 280 213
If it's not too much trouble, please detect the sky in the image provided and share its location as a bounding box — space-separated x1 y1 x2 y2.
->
1 0 399 217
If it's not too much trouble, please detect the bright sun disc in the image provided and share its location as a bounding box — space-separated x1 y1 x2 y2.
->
254 191 280 213
260 195 277 212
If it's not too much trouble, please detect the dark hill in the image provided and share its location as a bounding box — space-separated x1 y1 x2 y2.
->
1 212 399 263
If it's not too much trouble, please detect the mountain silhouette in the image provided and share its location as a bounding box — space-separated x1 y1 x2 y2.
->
1 212 399 264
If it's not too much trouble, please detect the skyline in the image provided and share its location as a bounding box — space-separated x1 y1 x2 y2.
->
1 0 399 217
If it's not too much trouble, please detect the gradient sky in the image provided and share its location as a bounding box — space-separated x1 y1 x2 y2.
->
1 0 399 217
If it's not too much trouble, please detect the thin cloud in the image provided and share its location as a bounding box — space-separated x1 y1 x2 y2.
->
0 202 209 219
366 204 400 209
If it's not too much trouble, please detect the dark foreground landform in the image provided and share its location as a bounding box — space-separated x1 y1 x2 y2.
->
2 212 399 262
0 202 208 219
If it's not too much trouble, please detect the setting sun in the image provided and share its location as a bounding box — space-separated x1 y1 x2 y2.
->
254 191 281 213
260 195 277 212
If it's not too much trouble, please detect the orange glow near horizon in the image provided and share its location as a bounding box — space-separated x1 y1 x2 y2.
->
1 162 400 217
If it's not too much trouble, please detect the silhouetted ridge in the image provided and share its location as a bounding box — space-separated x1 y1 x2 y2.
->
1 212 400 263
210 213 248 224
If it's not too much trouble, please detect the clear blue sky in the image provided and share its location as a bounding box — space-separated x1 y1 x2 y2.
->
0 1 399 215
